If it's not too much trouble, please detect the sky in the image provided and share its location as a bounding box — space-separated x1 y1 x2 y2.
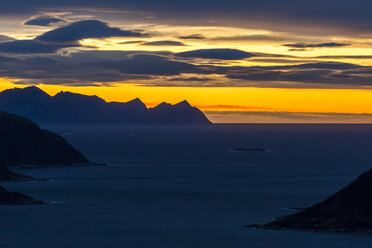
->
1 1 372 122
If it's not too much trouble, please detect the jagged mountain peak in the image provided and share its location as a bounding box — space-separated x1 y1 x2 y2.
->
174 100 192 108
53 91 106 103
153 102 172 109
0 86 51 99
126 97 145 105
0 87 212 125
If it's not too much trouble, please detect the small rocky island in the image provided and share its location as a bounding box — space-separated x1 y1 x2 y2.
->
0 111 91 204
246 167 372 232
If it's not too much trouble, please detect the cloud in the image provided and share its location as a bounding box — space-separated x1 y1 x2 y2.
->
178 34 205 40
0 20 148 54
222 61 372 86
283 42 350 49
1 46 372 88
118 40 145 44
167 76 213 82
0 35 15 43
205 110 372 123
0 51 195 85
288 48 308 52
24 15 66 26
141 40 186 46
211 34 296 42
106 54 194 75
198 104 277 111
0 40 75 54
249 58 314 64
2 1 372 35
176 49 255 60
315 55 372 59
36 20 147 44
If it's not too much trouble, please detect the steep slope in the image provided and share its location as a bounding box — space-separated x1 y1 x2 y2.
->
0 111 89 167
248 167 372 232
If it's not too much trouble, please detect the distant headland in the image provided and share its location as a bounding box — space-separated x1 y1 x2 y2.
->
0 110 91 204
0 86 212 125
0 111 90 167
246 167 372 232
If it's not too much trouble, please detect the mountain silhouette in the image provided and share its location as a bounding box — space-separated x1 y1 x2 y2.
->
247 167 372 232
0 110 90 204
0 86 212 125
0 110 89 167
0 185 44 205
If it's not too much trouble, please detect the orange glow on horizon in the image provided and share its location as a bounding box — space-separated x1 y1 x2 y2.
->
1 81 372 122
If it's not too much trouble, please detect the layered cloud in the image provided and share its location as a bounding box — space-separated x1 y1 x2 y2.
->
282 42 351 51
0 46 371 88
0 35 15 43
283 42 350 49
206 110 372 123
2 0 372 35
0 20 146 54
36 20 146 44
178 34 205 40
141 40 185 46
24 15 66 26
0 14 370 89
222 62 372 86
176 49 255 60
0 40 74 54
0 51 195 85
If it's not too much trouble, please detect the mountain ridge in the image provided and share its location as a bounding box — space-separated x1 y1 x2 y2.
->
0 86 212 125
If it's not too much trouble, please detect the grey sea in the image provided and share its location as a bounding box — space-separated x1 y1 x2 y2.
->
2 124 372 248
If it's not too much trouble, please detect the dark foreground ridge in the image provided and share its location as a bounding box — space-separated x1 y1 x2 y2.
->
246 168 372 232
0 111 90 167
0 111 91 204
0 185 44 205
0 166 39 182
0 86 212 125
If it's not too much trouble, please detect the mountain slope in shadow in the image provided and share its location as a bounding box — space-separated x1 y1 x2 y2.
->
0 185 44 205
247 167 372 232
0 111 92 204
0 166 38 182
0 86 212 125
0 111 89 167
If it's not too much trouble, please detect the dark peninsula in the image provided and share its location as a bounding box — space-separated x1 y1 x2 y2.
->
0 110 89 167
246 167 372 232
0 111 90 204
0 186 44 205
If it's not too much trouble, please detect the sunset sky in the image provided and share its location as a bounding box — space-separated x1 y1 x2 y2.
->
1 1 372 122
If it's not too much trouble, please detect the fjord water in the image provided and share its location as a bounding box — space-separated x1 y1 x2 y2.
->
2 124 372 248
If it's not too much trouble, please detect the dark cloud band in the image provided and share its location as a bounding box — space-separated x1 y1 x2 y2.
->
283 42 350 49
0 20 147 54
24 15 66 26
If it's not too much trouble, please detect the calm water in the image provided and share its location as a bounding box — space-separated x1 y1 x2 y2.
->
2 124 372 248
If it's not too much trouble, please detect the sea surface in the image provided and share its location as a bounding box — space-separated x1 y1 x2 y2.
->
2 124 372 248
